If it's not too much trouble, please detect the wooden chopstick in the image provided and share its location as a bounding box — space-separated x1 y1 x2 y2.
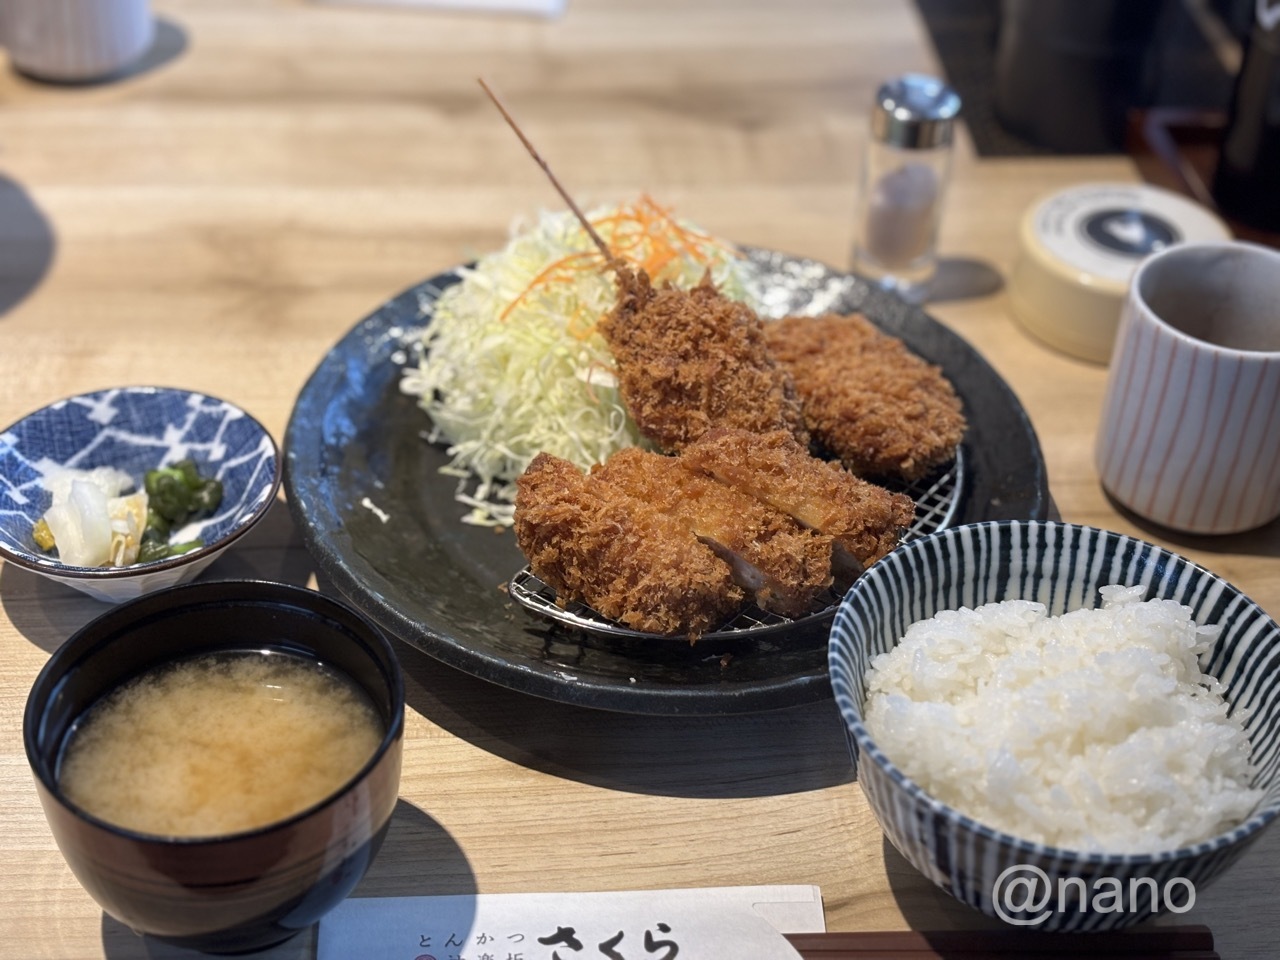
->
783 926 1218 958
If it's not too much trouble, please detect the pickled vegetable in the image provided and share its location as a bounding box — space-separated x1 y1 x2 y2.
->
36 460 223 568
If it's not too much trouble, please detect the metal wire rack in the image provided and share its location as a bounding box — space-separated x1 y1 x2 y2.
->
508 447 965 640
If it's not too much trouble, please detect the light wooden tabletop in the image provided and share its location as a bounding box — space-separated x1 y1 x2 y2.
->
2 2 1278 958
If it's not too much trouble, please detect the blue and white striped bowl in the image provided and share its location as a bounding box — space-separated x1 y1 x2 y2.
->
829 520 1280 932
0 387 280 603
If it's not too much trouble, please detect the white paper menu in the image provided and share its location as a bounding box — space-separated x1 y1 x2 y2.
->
318 885 824 959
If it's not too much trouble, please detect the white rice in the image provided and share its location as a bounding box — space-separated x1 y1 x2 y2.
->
863 585 1263 853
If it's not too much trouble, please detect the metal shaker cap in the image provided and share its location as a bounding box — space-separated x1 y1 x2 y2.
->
870 74 962 149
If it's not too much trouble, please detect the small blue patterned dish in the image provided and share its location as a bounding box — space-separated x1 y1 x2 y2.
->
829 520 1280 932
0 387 281 603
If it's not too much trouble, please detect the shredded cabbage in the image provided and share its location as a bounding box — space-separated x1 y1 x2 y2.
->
401 197 758 526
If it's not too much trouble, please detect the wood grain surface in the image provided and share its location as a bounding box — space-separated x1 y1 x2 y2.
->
1 2 1277 959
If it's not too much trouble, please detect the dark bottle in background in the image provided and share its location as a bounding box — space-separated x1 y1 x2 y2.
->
1213 1 1280 231
993 0 1167 154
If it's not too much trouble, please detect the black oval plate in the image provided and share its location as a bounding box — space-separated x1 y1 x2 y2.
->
283 250 1049 715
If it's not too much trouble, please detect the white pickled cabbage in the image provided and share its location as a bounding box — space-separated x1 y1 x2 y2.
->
43 480 113 567
39 467 150 568
42 464 133 503
108 491 149 567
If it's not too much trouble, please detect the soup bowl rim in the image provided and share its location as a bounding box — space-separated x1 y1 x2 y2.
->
23 577 406 846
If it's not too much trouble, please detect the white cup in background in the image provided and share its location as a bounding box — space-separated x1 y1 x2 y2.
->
1095 241 1280 535
0 0 153 83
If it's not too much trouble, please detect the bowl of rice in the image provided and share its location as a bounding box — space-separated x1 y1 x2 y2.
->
829 520 1280 931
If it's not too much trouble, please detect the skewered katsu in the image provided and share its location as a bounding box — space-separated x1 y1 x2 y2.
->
514 452 745 638
598 265 809 453
482 81 932 640
763 313 966 481
681 427 915 582
590 448 834 617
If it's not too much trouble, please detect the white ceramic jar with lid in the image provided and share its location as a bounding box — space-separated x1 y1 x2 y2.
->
1008 182 1231 364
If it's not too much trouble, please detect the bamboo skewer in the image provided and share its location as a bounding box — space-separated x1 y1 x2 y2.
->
477 77 615 263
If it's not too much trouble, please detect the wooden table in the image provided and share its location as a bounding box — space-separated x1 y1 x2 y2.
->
1 2 1277 958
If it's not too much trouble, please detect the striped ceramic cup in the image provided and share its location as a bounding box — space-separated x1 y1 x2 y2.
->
1096 241 1280 534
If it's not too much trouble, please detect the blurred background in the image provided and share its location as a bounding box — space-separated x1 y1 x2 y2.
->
921 0 1280 238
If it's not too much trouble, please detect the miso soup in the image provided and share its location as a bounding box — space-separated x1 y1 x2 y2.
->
57 649 384 838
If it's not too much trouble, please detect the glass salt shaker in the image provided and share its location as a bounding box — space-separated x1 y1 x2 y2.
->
852 74 961 304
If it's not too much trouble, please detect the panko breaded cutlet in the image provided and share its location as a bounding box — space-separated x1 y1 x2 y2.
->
513 452 745 638
763 313 966 481
681 428 915 582
598 266 809 453
590 448 834 618
513 430 914 638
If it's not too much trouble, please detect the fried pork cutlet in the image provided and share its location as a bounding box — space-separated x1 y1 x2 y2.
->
598 266 809 453
513 452 744 638
763 313 966 481
590 448 833 618
682 428 914 582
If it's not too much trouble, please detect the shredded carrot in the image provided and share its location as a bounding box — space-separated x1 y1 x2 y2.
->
643 249 681 279
565 303 598 341
580 359 610 404
499 249 602 322
496 195 742 339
